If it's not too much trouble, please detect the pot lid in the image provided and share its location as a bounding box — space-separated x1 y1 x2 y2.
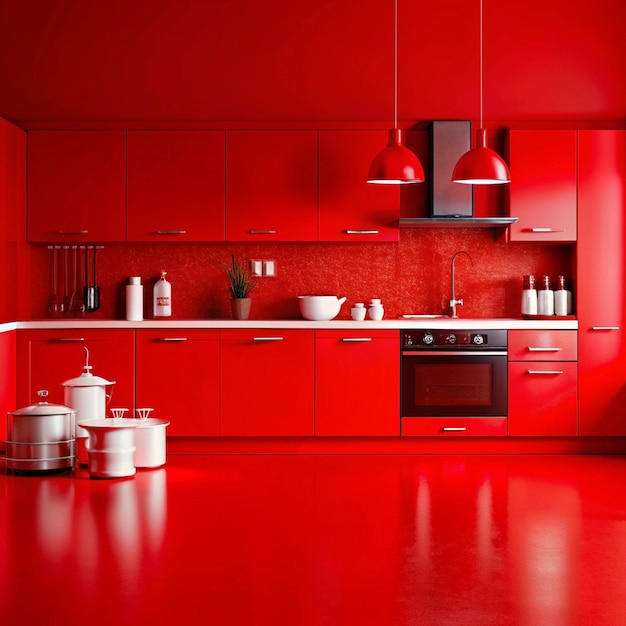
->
11 390 75 416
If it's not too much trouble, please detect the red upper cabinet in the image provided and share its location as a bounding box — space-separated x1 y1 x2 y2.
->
507 130 577 242
577 130 626 436
319 130 400 242
27 131 126 242
225 130 318 241
127 130 225 242
315 330 400 436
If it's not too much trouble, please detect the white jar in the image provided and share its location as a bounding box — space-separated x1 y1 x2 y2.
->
351 303 366 321
126 276 143 321
537 276 554 316
521 275 538 316
554 275 572 316
368 304 384 321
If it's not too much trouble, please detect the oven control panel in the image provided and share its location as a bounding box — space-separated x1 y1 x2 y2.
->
401 329 507 350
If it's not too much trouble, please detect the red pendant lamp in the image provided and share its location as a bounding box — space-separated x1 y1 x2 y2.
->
452 0 511 185
367 0 424 184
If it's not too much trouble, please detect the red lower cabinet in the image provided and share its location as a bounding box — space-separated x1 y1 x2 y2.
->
221 329 314 436
507 330 578 436
16 329 135 410
508 362 578 436
315 330 400 436
135 330 220 436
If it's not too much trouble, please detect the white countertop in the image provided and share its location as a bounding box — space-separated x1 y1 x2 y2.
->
9 317 578 331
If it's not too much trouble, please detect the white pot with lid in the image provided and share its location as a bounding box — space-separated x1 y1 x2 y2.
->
62 347 115 465
6 390 76 472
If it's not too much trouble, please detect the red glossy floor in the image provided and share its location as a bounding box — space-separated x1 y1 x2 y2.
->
2 453 626 626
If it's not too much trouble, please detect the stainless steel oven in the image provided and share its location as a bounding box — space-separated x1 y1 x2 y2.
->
401 329 507 419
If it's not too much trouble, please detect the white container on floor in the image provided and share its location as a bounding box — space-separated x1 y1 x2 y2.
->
134 418 170 468
80 418 137 479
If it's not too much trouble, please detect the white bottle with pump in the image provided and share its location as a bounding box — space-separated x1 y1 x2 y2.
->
153 271 172 318
126 277 143 321
554 275 572 316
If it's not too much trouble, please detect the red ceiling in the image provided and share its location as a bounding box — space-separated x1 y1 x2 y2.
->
1 0 625 126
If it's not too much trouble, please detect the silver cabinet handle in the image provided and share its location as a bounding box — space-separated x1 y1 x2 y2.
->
56 230 88 235
529 228 564 233
528 346 561 352
442 427 467 432
253 336 284 342
54 337 85 342
248 230 276 235
345 230 379 235
527 370 564 375
590 326 620 331
155 230 187 235
341 338 372 343
403 350 507 356
156 337 188 342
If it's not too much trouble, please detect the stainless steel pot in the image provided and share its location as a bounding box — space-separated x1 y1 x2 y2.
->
5 390 76 472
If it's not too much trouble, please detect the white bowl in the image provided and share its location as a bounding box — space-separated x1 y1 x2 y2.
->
298 295 347 321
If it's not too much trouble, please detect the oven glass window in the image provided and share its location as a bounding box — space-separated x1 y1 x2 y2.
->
414 363 493 407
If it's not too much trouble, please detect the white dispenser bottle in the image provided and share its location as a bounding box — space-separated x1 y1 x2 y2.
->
126 276 143 321
537 275 554 316
521 275 538 315
153 271 172 318
554 275 572 316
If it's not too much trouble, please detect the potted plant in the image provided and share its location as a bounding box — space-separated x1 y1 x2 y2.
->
226 254 256 320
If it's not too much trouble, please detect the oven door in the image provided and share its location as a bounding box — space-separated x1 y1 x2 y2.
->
401 351 507 418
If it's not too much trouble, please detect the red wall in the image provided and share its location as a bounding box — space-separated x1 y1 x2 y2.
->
28 230 571 321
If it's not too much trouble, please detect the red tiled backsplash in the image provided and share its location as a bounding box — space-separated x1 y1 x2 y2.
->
29 229 573 321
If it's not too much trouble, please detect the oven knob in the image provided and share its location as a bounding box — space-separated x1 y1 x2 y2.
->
422 332 434 345
447 334 457 344
473 334 484 345
405 335 413 346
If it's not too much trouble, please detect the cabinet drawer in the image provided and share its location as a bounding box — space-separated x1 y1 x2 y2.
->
401 418 507 437
508 330 577 361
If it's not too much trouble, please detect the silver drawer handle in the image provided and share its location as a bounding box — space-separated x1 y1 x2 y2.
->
527 370 564 375
590 326 620 331
528 346 561 352
248 230 276 235
54 337 85 342
155 230 187 235
156 337 188 342
442 427 467 432
56 230 88 235
253 336 284 342
345 230 379 235
341 338 372 343
529 228 564 233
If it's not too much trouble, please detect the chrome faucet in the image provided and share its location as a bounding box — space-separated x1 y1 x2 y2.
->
449 251 473 318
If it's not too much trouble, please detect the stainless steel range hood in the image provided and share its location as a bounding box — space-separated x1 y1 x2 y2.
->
399 120 517 229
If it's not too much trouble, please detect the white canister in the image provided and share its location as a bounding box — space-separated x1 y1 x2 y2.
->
62 348 116 466
368 303 384 320
351 303 366 321
153 271 172 318
126 276 143 321
134 418 170 468
537 275 554 316
80 418 137 479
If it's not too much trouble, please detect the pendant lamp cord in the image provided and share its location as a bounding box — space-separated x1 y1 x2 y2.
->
394 0 398 129
479 0 483 128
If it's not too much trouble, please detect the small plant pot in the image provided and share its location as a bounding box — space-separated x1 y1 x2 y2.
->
231 297 251 320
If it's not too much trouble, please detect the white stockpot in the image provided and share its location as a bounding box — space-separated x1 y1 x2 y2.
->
62 347 115 465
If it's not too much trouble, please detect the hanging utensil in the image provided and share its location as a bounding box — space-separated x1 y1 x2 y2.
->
48 246 60 317
61 246 70 314
91 246 101 312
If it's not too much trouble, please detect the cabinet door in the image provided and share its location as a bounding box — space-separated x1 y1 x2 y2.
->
27 131 126 242
225 131 318 241
577 130 626 436
507 130 577 242
135 330 220 436
315 330 399 436
508 330 577 362
16 329 134 410
508 362 578 436
221 329 314 436
319 130 400 242
127 131 225 241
